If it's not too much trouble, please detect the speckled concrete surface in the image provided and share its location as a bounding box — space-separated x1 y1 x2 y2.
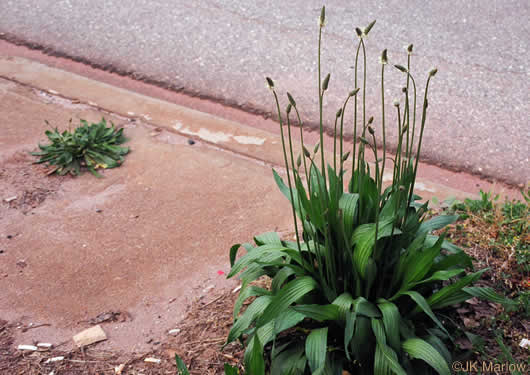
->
0 0 528 186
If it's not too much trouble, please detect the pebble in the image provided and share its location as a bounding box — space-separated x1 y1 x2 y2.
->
168 328 181 335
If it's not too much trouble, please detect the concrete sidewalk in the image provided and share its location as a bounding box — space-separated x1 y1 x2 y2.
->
0 57 520 353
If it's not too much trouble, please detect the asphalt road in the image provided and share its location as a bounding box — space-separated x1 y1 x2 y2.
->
0 0 528 185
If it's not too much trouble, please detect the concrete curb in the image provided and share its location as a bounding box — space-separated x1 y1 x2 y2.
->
0 56 507 201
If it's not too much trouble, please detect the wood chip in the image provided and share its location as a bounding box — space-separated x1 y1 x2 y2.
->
73 325 107 347
18 344 38 351
144 357 161 364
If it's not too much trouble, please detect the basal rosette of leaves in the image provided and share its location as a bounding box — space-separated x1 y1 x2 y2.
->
32 117 129 177
225 6 515 375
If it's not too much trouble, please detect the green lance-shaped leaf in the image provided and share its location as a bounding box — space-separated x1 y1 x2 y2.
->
254 231 282 246
352 217 397 278
417 215 458 236
377 300 401 353
306 327 328 373
245 334 265 375
292 304 341 322
256 276 318 327
226 295 273 344
175 354 190 375
402 338 451 375
427 269 487 310
372 319 407 375
463 287 518 309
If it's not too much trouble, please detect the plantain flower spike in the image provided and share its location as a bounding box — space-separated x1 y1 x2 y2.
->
349 88 360 97
367 116 374 125
406 44 414 55
313 142 320 154
402 87 408 93
296 154 302 168
363 20 376 36
266 77 275 90
394 64 408 73
319 6 326 28
286 103 292 115
355 27 363 38
303 146 311 158
342 151 351 162
380 49 388 65
287 92 297 107
360 137 370 145
368 126 375 135
336 108 343 118
322 73 331 91
429 68 438 77
393 99 400 107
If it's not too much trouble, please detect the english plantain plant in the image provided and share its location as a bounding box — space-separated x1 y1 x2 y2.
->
32 117 129 177
225 6 514 375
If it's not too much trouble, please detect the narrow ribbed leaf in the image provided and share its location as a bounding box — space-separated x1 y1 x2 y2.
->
245 335 265 375
399 291 449 337
229 244 242 267
227 245 289 277
377 300 401 352
292 304 340 321
372 320 407 375
233 285 271 318
306 327 328 373
256 276 318 327
413 269 465 286
463 287 517 308
227 296 272 344
427 269 487 309
417 215 458 236
332 293 355 321
352 217 397 278
402 338 451 375
254 231 282 246
175 354 190 375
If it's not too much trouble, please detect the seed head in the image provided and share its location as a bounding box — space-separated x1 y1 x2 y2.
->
349 88 360 97
287 92 297 107
303 146 311 158
360 137 370 145
368 126 375 135
406 44 413 55
313 142 320 154
380 49 388 65
363 20 376 36
367 116 374 125
394 64 408 73
286 103 292 115
322 73 331 91
402 125 408 134
319 6 326 28
393 99 400 107
342 151 351 162
429 68 438 77
296 154 302 168
402 87 408 93
355 27 363 38
336 108 343 118
266 77 274 90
